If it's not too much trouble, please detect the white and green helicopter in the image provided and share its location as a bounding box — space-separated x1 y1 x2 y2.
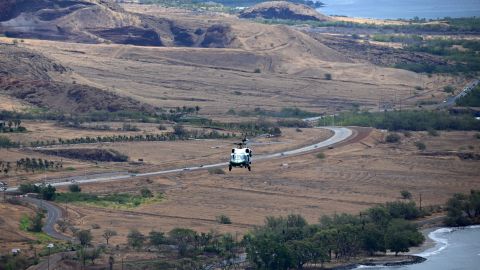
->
229 137 252 171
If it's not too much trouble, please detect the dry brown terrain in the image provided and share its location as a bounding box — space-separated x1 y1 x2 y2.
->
45 128 480 247
1 2 478 262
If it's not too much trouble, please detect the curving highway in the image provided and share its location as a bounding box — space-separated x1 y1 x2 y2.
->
8 127 353 192
21 197 74 241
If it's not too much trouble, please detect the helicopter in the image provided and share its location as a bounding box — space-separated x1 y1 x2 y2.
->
229 137 252 171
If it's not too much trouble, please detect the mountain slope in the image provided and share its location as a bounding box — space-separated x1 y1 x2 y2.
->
0 43 155 113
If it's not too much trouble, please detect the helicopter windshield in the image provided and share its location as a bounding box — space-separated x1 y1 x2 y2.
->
231 153 247 162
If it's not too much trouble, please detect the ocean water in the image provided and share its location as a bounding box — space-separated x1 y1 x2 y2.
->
317 0 480 19
355 225 480 270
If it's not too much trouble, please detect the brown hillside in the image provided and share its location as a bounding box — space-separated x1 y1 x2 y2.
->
0 43 155 113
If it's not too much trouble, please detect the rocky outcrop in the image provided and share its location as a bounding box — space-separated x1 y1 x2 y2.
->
239 1 331 21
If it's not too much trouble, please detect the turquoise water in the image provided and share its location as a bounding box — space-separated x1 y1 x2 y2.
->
356 226 480 270
317 0 480 19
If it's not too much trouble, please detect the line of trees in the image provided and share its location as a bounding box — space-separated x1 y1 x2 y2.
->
0 119 25 133
320 110 480 131
18 184 57 200
29 127 234 147
245 201 425 269
15 158 63 173
445 190 480 226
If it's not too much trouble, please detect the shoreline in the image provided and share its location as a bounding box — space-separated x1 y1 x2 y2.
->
324 226 443 269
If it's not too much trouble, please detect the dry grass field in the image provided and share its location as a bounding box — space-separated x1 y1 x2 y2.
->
46 128 480 247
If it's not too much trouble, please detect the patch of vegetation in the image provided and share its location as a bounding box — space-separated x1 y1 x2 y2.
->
400 39 480 74
414 141 426 151
246 201 425 268
55 192 164 209
0 119 26 133
0 135 18 148
69 184 81 193
443 85 455 94
18 184 56 201
400 190 412 200
0 254 37 270
320 110 480 131
371 34 423 43
444 190 480 226
37 148 128 162
216 214 232 224
324 73 332 80
385 133 401 143
427 129 439 136
456 85 480 107
30 127 233 148
14 158 63 173
234 107 318 119
316 152 325 159
208 168 226 175
257 16 480 33
19 211 44 232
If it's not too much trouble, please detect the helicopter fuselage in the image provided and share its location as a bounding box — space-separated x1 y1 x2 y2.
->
229 148 252 171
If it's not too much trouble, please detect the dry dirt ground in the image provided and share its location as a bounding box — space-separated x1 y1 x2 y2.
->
0 201 36 253
42 128 480 247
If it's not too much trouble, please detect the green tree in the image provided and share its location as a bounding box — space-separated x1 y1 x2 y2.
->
127 229 145 250
102 229 117 245
286 240 315 269
149 230 167 249
140 188 153 198
29 211 45 232
444 193 471 226
385 219 424 255
77 230 92 247
361 223 386 255
41 185 56 201
169 228 197 256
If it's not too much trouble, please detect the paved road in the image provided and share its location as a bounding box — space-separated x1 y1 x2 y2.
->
21 197 73 241
7 127 353 192
441 79 479 107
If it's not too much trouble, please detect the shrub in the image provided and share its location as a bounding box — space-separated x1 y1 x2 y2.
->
324 73 332 80
208 168 225 175
400 190 412 200
254 68 261 73
443 85 455 94
316 152 325 159
91 223 101 229
385 133 401 143
157 125 167 130
69 184 82 193
403 131 412 137
475 133 480 139
414 141 426 150
427 129 439 136
216 214 232 224
140 188 153 198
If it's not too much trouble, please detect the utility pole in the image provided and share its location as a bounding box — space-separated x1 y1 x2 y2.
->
419 193 422 210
